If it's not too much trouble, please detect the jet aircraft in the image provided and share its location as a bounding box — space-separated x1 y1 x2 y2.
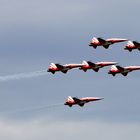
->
89 37 128 49
124 41 140 52
79 60 118 72
108 65 140 76
64 96 104 107
47 63 83 74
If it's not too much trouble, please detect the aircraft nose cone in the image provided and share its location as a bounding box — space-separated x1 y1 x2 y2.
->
96 97 104 100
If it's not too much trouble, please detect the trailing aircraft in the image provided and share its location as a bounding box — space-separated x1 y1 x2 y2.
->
124 41 140 52
79 60 118 72
89 37 128 49
108 65 140 76
64 96 103 107
47 63 83 74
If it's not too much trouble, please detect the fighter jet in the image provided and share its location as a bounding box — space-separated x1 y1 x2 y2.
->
47 63 83 74
124 41 140 52
64 96 104 107
89 37 128 49
108 65 140 76
79 60 118 72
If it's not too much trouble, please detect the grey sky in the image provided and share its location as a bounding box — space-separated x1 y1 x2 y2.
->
0 0 140 139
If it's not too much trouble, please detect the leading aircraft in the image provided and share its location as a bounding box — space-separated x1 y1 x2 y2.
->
124 41 140 52
79 60 118 72
64 96 104 107
89 37 128 49
47 63 83 74
108 65 140 76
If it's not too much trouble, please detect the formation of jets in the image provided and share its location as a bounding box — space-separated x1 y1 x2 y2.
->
48 36 140 77
64 96 103 107
48 36 140 107
47 61 140 76
47 61 118 74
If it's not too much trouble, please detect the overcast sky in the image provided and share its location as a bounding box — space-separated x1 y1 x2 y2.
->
0 0 140 140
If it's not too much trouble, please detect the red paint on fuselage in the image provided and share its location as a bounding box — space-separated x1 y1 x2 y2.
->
89 37 128 47
64 96 103 107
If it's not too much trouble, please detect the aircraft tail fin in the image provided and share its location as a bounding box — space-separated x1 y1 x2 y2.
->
110 65 118 71
82 61 89 66
67 96 74 102
127 41 134 46
49 63 57 68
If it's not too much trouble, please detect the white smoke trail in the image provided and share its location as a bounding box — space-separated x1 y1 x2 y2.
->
0 70 48 82
0 103 64 115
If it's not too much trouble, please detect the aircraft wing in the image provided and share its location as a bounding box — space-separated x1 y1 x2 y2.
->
87 61 96 67
55 64 65 69
72 97 81 103
116 65 125 71
73 97 85 107
133 41 140 46
97 37 106 43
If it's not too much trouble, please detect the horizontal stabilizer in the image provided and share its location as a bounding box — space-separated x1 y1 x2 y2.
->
92 45 97 49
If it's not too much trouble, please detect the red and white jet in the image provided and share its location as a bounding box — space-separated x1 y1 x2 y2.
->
108 65 140 76
89 37 128 49
124 41 140 52
47 63 83 74
79 60 118 72
64 96 104 107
